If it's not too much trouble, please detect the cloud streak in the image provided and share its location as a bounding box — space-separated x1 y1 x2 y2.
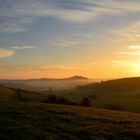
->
111 60 135 67
33 65 87 71
129 45 140 50
118 45 140 56
110 22 140 42
1 0 140 33
0 63 87 72
0 49 15 58
11 45 36 49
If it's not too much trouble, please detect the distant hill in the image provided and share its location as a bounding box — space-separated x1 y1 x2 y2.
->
0 76 92 92
25 75 88 81
77 77 140 94
66 76 88 80
0 76 88 82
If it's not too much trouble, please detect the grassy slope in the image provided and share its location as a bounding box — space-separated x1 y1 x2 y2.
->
76 77 140 96
0 86 140 140
55 77 140 112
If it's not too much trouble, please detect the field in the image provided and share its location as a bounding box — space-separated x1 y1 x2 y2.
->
0 86 140 140
54 91 140 113
2 77 140 113
52 78 140 113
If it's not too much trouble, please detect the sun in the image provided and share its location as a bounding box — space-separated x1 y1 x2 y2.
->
131 63 140 76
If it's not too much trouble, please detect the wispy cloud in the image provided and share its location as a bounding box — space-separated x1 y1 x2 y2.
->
129 45 140 50
11 45 36 49
110 60 140 76
118 45 140 56
1 0 140 33
0 63 87 72
0 49 15 58
119 51 140 56
110 60 140 68
110 22 140 41
33 65 87 71
55 39 80 48
0 0 111 33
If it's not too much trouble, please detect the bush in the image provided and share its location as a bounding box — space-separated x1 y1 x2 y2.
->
42 95 78 106
16 89 27 102
89 94 97 99
80 97 92 107
57 97 78 106
47 95 57 103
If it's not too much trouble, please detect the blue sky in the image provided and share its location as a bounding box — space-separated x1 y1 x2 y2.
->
0 0 140 79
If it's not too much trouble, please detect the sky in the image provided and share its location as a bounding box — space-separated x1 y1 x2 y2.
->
0 0 140 79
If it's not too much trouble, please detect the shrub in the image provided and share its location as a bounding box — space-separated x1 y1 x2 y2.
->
57 97 78 106
89 94 97 99
42 95 78 106
80 97 92 107
48 95 57 102
47 87 53 94
42 95 57 103
16 89 27 102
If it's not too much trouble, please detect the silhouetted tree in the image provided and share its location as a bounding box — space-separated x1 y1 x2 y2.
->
42 95 57 103
42 95 78 105
47 87 53 94
16 89 26 101
47 95 57 103
89 94 97 99
57 97 78 105
80 97 91 107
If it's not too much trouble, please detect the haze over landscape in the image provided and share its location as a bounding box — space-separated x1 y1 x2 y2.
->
1 0 140 79
0 1 140 140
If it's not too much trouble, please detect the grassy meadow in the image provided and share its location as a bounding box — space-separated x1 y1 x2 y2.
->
0 85 140 140
51 78 140 113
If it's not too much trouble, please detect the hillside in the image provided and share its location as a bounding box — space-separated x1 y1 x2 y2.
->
0 86 140 140
26 75 88 81
2 77 140 113
74 77 140 99
54 77 140 113
77 77 140 91
0 76 92 92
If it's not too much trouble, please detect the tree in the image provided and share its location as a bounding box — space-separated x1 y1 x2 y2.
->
80 97 91 107
45 95 57 103
16 89 26 101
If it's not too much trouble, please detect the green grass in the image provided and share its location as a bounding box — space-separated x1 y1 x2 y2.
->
0 86 47 102
51 77 140 113
51 89 140 113
0 85 140 140
0 101 140 140
91 98 140 113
